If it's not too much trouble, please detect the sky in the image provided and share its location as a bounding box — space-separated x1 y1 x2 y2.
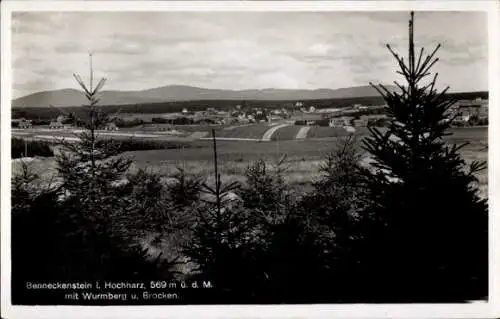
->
11 11 488 98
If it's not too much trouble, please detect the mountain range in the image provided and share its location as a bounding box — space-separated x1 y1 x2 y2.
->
12 84 399 108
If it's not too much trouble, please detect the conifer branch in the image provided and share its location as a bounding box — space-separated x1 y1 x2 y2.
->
415 47 425 74
73 73 91 96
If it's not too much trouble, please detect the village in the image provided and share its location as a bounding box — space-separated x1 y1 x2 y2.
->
12 96 489 133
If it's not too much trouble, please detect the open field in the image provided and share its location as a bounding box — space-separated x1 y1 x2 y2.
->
125 128 487 164
13 127 488 199
12 123 487 143
125 131 489 199
270 125 302 141
214 123 277 139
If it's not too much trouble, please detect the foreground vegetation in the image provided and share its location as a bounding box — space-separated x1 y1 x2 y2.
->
11 137 196 159
11 12 488 304
11 138 54 159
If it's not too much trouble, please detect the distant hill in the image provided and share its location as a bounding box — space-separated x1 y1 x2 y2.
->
12 84 401 108
12 89 489 121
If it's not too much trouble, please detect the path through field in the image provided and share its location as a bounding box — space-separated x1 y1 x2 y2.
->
198 137 262 141
12 125 488 144
189 131 209 139
261 124 291 141
223 124 253 131
295 126 311 139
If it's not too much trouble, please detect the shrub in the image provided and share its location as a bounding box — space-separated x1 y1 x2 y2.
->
11 161 68 303
167 166 203 209
113 117 145 128
478 117 488 126
240 155 291 215
114 138 194 152
298 134 371 301
468 115 479 126
236 155 327 303
182 131 268 302
31 119 51 125
152 117 169 124
11 138 54 158
182 169 259 302
122 168 173 236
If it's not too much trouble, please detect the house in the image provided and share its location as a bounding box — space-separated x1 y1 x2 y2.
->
56 115 67 123
49 121 64 129
453 99 488 119
268 115 282 122
329 117 353 128
182 108 189 114
142 123 172 131
194 117 216 125
19 120 33 129
160 113 189 124
316 108 342 114
15 118 33 129
104 123 119 131
293 113 323 125
353 104 369 110
451 116 469 126
353 119 368 127
360 115 388 121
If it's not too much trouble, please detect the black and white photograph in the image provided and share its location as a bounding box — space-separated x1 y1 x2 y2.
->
1 1 499 318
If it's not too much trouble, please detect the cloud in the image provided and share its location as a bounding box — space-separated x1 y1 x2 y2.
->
11 11 488 98
54 43 87 54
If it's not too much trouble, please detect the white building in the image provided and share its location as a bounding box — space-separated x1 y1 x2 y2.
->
49 121 64 129
105 123 119 131
329 117 352 128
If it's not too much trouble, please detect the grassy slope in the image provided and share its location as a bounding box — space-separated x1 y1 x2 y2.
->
271 125 301 141
12 127 488 199
215 124 272 139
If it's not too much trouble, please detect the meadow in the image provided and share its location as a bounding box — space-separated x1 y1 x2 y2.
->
14 127 488 199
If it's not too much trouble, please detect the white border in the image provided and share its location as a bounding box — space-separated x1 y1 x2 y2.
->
1 1 499 319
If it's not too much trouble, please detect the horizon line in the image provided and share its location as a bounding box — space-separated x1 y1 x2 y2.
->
12 83 488 100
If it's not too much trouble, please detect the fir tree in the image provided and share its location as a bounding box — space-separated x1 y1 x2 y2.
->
361 12 488 302
167 166 203 209
296 135 371 302
56 53 130 240
54 53 168 280
238 155 327 303
182 130 258 302
240 154 291 221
